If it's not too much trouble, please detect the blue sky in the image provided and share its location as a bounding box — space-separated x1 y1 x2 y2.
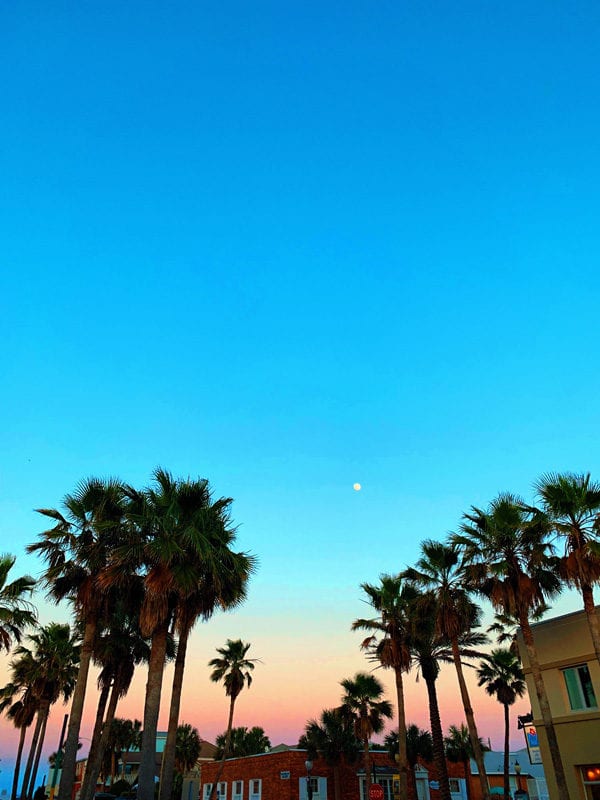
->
1 0 600 788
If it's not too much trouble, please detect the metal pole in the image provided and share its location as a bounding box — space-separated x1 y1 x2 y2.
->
49 715 69 800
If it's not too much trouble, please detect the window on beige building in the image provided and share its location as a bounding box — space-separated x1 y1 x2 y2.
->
581 765 600 799
562 664 598 710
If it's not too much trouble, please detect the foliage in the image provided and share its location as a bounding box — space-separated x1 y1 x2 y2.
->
0 554 37 652
215 726 270 759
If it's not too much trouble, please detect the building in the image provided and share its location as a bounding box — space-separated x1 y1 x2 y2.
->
516 607 600 800
468 748 548 800
199 745 470 800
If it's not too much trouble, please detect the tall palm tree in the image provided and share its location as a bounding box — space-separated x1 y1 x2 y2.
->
0 684 38 800
0 554 37 653
299 709 360 800
454 493 569 799
404 541 490 800
159 493 256 800
352 575 416 800
534 471 600 664
27 477 128 800
12 623 80 800
208 639 258 800
444 724 488 800
477 648 526 800
385 725 433 800
339 672 393 800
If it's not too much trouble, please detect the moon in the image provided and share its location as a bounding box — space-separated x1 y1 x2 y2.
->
353 483 362 491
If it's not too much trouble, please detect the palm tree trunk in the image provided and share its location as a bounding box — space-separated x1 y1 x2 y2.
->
463 758 472 800
519 613 569 799
138 620 170 800
21 711 43 800
363 737 372 800
423 674 451 800
159 623 190 800
394 668 409 800
81 680 122 800
28 703 50 800
333 764 341 800
408 761 418 800
11 724 28 800
450 638 490 800
58 617 97 800
79 681 112 800
581 584 600 664
209 696 237 800
503 702 509 800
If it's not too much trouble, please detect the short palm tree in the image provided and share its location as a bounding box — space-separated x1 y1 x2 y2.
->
13 623 80 800
403 541 490 800
454 493 568 799
174 723 202 774
0 554 37 653
216 726 271 758
385 725 433 800
27 477 128 800
534 471 600 664
0 684 38 800
299 709 360 800
208 639 258 800
339 672 393 799
444 723 488 800
352 575 415 800
477 648 526 800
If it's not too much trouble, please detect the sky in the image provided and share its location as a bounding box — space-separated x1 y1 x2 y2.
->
2 0 600 792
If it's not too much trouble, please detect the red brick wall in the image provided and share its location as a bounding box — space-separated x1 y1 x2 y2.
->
200 749 467 800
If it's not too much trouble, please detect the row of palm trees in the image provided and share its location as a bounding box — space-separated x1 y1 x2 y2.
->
345 471 600 800
0 468 256 800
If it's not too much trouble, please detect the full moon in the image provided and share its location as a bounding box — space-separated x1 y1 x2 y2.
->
353 483 361 491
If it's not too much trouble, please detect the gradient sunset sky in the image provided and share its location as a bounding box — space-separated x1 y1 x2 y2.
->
2 0 600 792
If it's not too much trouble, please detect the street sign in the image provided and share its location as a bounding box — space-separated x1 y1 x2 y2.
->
369 784 384 800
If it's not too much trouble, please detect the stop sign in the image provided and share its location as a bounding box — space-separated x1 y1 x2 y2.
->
369 784 384 800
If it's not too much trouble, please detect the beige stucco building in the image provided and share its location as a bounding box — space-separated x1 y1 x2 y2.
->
517 607 600 800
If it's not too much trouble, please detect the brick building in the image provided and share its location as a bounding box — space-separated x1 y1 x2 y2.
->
199 745 469 800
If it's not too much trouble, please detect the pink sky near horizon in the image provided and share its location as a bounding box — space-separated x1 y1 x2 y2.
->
0 591 541 795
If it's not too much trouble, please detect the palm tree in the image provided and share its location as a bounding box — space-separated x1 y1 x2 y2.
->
454 493 569 799
444 724 488 800
534 471 600 664
80 604 151 800
216 726 271 758
174 723 202 774
404 541 490 800
27 477 128 800
158 491 256 800
477 648 526 800
0 684 38 800
299 709 360 800
352 575 416 800
0 554 37 653
208 639 258 800
339 672 393 799
385 725 434 800
12 623 80 800
487 605 551 654
100 718 142 789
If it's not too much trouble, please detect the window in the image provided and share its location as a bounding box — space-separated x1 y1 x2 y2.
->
249 779 261 799
563 664 598 710
582 765 600 800
449 779 460 792
233 781 243 800
217 783 227 799
308 777 319 797
203 785 213 800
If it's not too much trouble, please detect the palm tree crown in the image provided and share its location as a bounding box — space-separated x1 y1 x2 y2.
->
0 555 37 653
